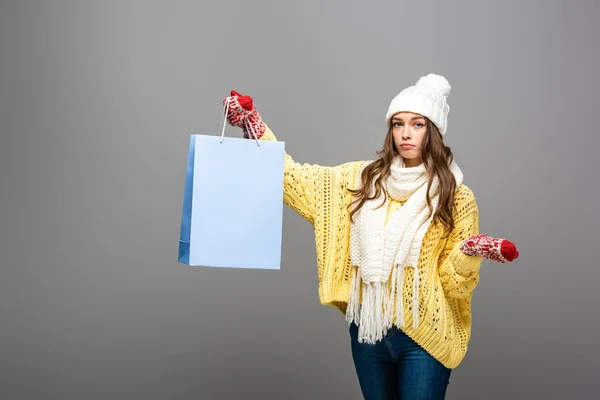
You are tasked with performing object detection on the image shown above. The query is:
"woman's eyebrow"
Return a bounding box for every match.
[392,116,425,122]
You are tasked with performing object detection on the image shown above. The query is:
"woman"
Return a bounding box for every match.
[222,74,519,399]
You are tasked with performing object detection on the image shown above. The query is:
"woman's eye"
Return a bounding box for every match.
[415,123,424,128]
[393,122,402,127]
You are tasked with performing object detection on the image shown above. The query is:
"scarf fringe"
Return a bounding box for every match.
[346,264,420,344]
[345,265,361,323]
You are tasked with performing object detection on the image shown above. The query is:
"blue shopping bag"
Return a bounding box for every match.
[178,114,285,269]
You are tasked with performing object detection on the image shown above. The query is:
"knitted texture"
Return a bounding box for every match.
[346,157,464,343]
[460,234,519,263]
[260,124,483,369]
[223,91,266,139]
[385,73,451,135]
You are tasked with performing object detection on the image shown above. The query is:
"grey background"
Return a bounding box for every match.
[1,0,598,399]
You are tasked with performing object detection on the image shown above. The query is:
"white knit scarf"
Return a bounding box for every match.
[346,157,463,344]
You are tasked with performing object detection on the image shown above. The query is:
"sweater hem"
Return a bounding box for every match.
[318,282,466,369]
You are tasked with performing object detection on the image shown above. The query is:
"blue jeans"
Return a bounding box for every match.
[349,322,452,399]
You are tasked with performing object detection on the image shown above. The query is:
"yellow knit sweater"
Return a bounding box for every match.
[261,125,483,369]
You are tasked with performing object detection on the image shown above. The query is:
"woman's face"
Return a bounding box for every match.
[391,112,427,167]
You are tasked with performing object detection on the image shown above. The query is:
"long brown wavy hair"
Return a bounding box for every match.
[348,118,457,234]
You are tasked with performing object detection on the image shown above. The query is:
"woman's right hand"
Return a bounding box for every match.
[223,90,266,139]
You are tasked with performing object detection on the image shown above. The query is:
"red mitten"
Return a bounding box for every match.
[460,234,519,263]
[222,90,266,139]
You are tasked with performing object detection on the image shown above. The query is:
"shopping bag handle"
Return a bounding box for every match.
[218,97,261,147]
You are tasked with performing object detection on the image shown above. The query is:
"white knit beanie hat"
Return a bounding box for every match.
[385,73,451,136]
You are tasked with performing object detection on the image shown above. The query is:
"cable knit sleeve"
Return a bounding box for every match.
[437,185,483,299]
[260,125,329,224]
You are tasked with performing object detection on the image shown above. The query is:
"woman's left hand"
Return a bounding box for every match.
[460,234,519,263]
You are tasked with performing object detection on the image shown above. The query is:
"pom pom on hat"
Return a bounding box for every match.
[416,74,451,97]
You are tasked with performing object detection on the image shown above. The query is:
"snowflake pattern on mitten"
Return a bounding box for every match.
[223,90,265,139]
[460,234,519,263]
